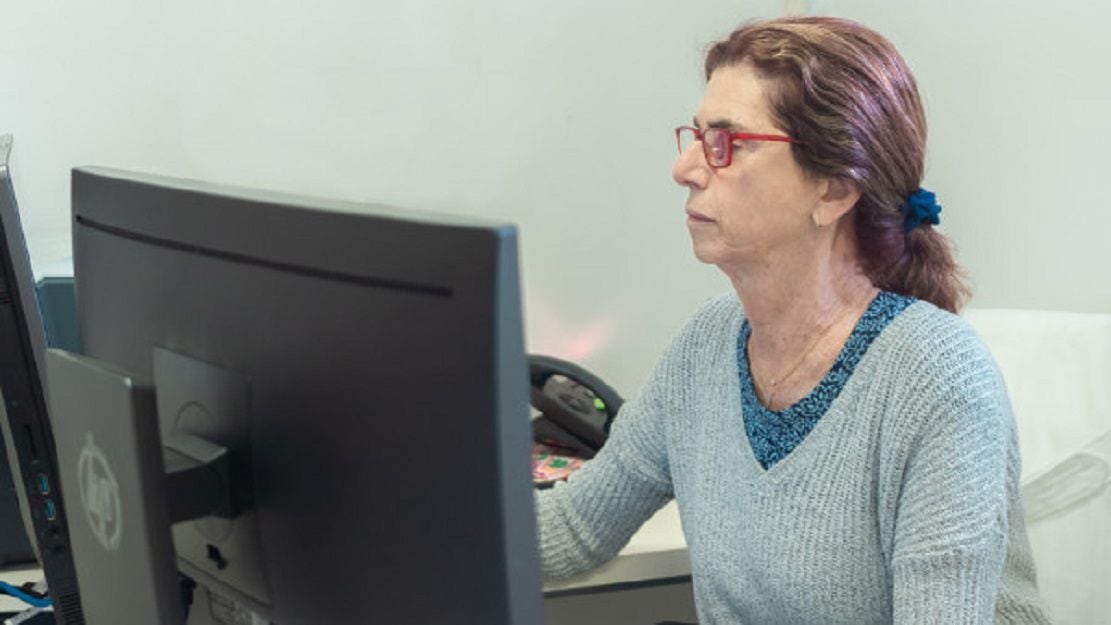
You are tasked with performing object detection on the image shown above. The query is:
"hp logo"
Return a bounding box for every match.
[77,433,123,551]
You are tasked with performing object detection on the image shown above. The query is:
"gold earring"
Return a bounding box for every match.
[812,213,822,228]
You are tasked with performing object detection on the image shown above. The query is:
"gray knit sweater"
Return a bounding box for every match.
[536,293,1050,624]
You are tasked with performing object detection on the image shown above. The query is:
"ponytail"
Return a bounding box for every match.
[874,226,971,314]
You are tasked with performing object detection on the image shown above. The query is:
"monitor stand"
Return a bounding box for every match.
[46,349,236,625]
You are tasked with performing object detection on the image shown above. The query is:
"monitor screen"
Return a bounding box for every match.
[56,167,542,624]
[0,135,86,623]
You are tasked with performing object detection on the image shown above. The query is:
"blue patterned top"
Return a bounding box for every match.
[738,291,916,469]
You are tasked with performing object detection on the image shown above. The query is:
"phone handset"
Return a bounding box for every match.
[528,354,624,460]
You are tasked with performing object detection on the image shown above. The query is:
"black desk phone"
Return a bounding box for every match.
[528,354,624,460]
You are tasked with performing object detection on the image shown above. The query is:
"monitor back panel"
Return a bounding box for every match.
[72,168,542,625]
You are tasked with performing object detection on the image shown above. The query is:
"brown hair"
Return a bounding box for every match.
[705,17,970,312]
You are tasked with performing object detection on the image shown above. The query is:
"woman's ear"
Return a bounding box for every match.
[812,177,861,227]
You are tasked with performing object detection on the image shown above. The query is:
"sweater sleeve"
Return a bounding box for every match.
[534,292,738,581]
[889,323,1015,624]
[534,356,675,579]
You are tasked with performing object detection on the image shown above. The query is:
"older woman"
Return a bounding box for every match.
[536,16,1050,624]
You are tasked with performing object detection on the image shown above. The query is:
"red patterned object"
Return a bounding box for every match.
[531,442,585,486]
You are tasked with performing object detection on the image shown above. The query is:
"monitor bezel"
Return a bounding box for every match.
[0,135,86,623]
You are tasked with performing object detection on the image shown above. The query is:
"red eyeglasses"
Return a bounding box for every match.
[675,125,802,168]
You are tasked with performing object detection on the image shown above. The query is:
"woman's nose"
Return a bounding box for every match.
[672,143,708,189]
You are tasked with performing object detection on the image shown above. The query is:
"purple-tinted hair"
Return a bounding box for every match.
[705,16,970,312]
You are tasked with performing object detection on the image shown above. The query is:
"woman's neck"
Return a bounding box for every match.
[726,235,877,369]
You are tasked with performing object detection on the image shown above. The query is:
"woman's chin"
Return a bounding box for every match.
[689,241,720,265]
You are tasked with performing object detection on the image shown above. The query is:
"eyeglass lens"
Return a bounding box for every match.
[677,127,730,167]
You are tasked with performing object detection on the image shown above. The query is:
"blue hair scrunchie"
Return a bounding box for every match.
[903,187,941,233]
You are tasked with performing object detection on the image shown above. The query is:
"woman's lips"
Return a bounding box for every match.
[686,209,714,223]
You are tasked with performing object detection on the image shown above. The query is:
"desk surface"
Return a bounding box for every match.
[542,500,689,593]
[1,503,690,608]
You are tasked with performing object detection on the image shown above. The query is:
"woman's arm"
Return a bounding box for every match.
[535,292,737,580]
[535,371,674,579]
[889,330,1022,623]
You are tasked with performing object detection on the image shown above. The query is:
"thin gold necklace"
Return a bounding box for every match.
[755,303,858,409]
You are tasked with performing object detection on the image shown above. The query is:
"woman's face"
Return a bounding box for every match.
[672,62,825,272]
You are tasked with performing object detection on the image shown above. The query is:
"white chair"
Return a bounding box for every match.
[963,309,1111,624]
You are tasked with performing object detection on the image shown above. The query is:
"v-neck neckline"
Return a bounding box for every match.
[738,293,881,417]
[732,292,916,476]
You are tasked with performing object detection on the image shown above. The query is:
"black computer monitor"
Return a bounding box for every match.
[47,167,543,624]
[0,135,86,623]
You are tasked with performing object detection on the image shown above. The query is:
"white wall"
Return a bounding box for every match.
[2,0,1107,397]
[820,0,1111,316]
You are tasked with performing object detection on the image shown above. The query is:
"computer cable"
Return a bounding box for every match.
[12,585,45,603]
[0,582,51,609]
[2,607,54,625]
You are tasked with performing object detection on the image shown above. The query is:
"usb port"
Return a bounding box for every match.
[37,473,50,495]
[44,499,57,521]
